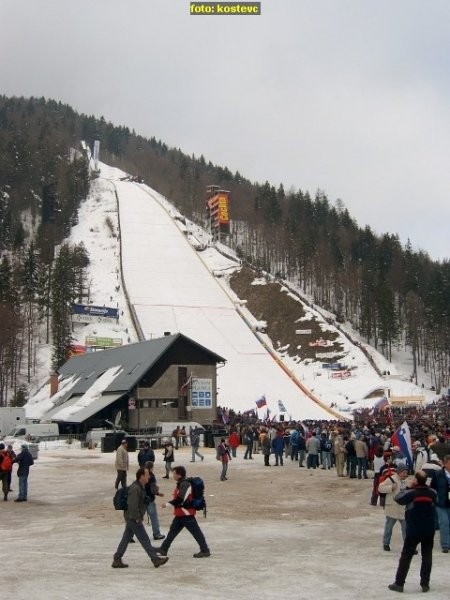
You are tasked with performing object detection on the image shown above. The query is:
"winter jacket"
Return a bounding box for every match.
[354,439,368,459]
[228,432,240,449]
[163,444,175,463]
[168,477,196,517]
[413,447,428,471]
[125,479,150,521]
[14,448,34,477]
[431,468,450,508]
[115,445,129,471]
[137,447,155,467]
[260,432,271,456]
[395,485,437,538]
[306,436,320,455]
[0,450,12,473]
[271,435,285,453]
[218,442,230,463]
[289,430,299,448]
[378,472,407,520]
[144,472,160,502]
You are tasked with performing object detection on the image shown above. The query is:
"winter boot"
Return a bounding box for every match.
[111,558,128,568]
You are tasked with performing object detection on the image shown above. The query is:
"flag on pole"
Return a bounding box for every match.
[391,421,413,469]
[255,395,267,409]
[373,396,389,411]
[278,400,287,413]
[180,374,192,393]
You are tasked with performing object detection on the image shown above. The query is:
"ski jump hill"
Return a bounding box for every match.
[108,169,342,421]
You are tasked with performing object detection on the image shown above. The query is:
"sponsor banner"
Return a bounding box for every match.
[85,336,123,348]
[309,338,332,347]
[331,371,351,380]
[72,303,119,319]
[72,314,118,324]
[191,378,212,409]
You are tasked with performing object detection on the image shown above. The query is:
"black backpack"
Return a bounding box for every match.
[113,486,128,511]
[185,476,207,517]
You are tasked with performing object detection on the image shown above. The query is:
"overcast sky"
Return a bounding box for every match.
[1,0,449,261]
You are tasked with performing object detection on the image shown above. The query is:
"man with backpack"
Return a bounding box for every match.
[112,467,169,569]
[0,442,13,501]
[157,465,210,558]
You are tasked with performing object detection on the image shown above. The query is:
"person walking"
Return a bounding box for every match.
[112,467,169,569]
[144,461,165,541]
[217,438,231,481]
[114,439,129,490]
[388,471,437,593]
[13,443,34,502]
[190,427,204,463]
[431,454,450,553]
[157,465,210,558]
[162,440,175,478]
[378,463,408,551]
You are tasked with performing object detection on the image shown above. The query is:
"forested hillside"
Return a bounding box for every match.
[0,95,448,405]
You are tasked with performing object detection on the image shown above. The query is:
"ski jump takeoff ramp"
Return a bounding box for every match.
[114,178,337,421]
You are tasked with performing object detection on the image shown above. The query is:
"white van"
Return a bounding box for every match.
[9,423,59,441]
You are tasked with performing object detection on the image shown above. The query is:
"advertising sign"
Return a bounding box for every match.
[217,193,229,224]
[191,378,213,409]
[85,336,123,348]
[72,303,119,323]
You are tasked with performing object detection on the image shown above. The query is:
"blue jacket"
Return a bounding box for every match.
[431,468,450,508]
[137,447,155,467]
[271,436,285,453]
[290,430,299,447]
[14,448,34,476]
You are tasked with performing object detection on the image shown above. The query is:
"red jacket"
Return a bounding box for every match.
[169,478,196,517]
[228,432,240,449]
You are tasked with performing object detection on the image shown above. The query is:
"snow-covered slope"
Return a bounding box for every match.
[28,160,437,420]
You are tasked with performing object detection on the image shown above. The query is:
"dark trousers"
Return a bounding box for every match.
[115,470,127,489]
[307,454,318,469]
[347,456,357,478]
[114,519,159,561]
[395,535,434,586]
[244,443,253,459]
[160,515,209,554]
